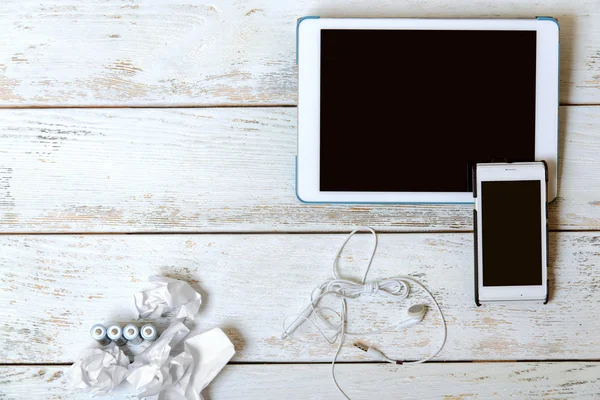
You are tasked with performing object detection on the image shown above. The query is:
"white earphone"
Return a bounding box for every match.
[401,303,428,327]
[282,227,447,400]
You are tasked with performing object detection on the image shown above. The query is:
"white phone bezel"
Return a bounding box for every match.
[475,162,548,302]
[297,18,559,203]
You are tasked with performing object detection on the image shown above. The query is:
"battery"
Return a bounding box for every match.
[123,324,143,345]
[140,324,158,341]
[106,324,127,346]
[90,324,111,346]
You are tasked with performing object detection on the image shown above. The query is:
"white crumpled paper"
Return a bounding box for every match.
[68,277,234,399]
[134,276,202,320]
[127,321,190,397]
[67,343,130,395]
[161,327,236,400]
[127,325,235,400]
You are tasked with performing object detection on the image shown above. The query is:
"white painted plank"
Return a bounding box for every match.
[1,233,599,363]
[0,0,598,106]
[2,363,600,399]
[1,107,599,232]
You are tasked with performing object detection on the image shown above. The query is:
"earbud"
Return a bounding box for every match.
[395,304,427,328]
[407,304,427,320]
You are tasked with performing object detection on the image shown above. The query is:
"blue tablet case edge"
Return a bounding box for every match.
[537,16,560,203]
[296,16,320,64]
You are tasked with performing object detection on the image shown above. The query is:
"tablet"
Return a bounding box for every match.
[296,17,559,203]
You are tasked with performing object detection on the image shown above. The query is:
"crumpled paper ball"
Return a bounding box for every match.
[126,321,190,398]
[134,276,202,320]
[130,326,235,400]
[67,342,130,395]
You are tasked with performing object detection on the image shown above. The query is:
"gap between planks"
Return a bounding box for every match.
[0,103,593,110]
[0,230,462,236]
[0,104,298,109]
[1,228,600,235]
[4,359,600,367]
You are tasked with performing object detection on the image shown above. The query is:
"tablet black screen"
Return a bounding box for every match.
[320,29,537,192]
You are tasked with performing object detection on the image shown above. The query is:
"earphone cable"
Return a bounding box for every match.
[282,227,447,399]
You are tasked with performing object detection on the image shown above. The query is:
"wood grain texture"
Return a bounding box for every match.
[3,363,600,400]
[1,232,599,363]
[0,0,598,106]
[1,106,600,232]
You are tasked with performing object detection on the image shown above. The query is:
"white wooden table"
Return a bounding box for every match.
[1,1,600,399]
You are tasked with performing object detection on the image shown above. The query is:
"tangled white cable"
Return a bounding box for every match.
[282,227,447,399]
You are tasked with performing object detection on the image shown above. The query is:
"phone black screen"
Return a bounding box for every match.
[481,180,543,286]
[320,29,537,192]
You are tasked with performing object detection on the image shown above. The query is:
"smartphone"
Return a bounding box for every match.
[473,162,548,305]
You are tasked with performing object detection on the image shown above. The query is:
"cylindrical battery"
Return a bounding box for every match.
[123,324,143,345]
[106,324,127,346]
[140,324,157,341]
[90,324,111,346]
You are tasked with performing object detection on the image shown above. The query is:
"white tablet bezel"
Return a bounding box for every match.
[475,162,548,302]
[297,18,559,203]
